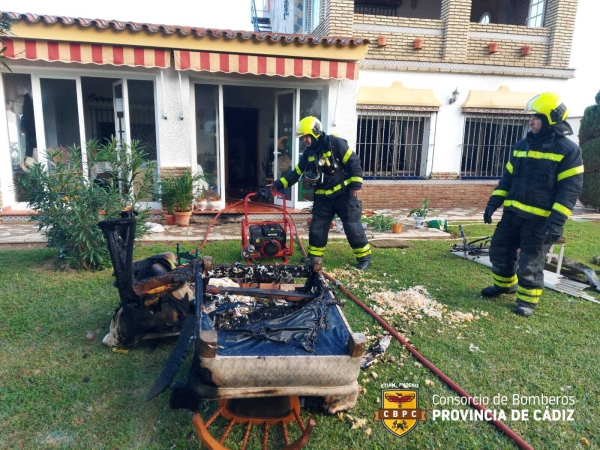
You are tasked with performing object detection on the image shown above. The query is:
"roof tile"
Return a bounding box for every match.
[1,11,368,46]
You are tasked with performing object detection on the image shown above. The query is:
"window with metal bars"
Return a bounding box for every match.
[356,110,435,179]
[460,113,529,178]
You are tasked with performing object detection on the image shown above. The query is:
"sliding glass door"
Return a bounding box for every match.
[0,71,159,209]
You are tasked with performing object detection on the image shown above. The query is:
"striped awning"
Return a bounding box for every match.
[174,50,358,80]
[3,38,171,68]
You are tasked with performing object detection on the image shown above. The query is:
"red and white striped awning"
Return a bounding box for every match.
[174,50,358,80]
[3,39,171,68]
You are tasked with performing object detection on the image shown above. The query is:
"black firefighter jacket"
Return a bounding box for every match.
[273,133,363,197]
[488,129,584,226]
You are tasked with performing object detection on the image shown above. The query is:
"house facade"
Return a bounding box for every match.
[0,11,368,218]
[260,0,579,208]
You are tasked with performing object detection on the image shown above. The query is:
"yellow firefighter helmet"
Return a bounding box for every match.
[296,116,323,139]
[525,92,569,125]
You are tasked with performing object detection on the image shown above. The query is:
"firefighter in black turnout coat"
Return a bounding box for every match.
[481,93,584,317]
[271,116,371,270]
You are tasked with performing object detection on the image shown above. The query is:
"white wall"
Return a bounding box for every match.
[358,69,570,174]
[158,68,193,167]
[563,0,600,118]
[325,78,359,148]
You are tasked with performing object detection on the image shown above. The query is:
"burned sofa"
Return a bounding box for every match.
[98,210,194,347]
[149,257,366,414]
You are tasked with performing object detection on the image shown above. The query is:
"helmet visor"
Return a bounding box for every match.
[524,95,540,115]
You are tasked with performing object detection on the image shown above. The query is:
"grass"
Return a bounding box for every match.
[1,220,599,449]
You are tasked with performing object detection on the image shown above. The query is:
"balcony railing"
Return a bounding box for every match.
[251,0,272,32]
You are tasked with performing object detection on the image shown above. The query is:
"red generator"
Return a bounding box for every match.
[241,192,294,264]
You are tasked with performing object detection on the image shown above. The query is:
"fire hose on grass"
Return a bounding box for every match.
[196,195,533,450]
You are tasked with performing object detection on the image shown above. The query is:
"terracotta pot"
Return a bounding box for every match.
[377,35,387,47]
[164,214,176,226]
[174,211,192,227]
[413,38,423,50]
[392,223,403,234]
[488,42,499,53]
[522,45,532,56]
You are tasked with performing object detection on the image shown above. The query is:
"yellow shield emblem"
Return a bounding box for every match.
[374,389,426,438]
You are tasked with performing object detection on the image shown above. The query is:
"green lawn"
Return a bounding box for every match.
[1,220,599,449]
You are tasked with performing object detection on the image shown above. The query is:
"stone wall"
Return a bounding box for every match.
[354,15,445,61]
[362,181,497,209]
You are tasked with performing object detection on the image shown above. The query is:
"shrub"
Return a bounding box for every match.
[16,139,156,269]
[579,91,600,208]
[365,214,394,232]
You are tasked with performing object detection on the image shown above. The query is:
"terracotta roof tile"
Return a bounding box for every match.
[1,11,368,46]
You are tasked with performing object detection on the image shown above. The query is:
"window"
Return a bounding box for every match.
[527,0,545,27]
[40,78,82,165]
[460,113,529,178]
[298,89,322,202]
[3,73,36,202]
[356,109,436,178]
[311,0,321,30]
[195,84,221,198]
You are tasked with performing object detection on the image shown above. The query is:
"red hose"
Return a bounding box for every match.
[321,271,533,450]
[198,199,245,250]
[196,197,532,448]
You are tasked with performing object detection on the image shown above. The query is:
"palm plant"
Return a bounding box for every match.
[408,198,437,220]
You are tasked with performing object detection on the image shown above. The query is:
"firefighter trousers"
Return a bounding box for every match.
[489,210,556,305]
[307,190,371,262]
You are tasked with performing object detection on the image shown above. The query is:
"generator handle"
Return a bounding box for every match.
[243,191,287,222]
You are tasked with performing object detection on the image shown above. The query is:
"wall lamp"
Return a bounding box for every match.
[449,88,459,105]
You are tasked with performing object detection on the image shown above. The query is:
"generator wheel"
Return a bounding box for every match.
[192,396,315,450]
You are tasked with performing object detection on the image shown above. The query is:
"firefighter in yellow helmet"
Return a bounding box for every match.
[271,116,371,269]
[481,93,584,316]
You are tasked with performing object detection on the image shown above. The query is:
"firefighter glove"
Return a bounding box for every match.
[535,222,563,243]
[483,205,496,224]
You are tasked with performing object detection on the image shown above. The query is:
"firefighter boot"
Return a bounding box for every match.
[481,285,517,297]
[356,257,371,271]
[514,300,536,317]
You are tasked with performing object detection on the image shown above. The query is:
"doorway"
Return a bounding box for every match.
[224,107,259,199]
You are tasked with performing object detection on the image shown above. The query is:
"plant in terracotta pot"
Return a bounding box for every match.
[159,177,177,226]
[392,215,407,234]
[171,171,202,227]
[408,198,437,229]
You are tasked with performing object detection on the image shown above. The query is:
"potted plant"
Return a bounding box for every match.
[392,215,406,234]
[159,177,177,226]
[171,171,201,227]
[207,195,222,211]
[194,191,207,211]
[408,198,437,229]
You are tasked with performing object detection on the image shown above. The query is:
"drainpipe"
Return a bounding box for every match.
[332,79,341,127]
[178,71,185,120]
[160,71,167,120]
